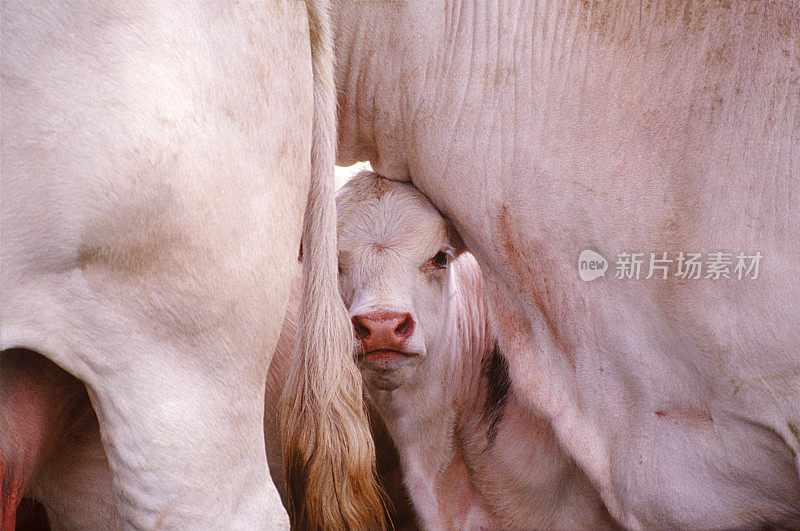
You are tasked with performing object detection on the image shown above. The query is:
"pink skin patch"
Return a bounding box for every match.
[1,351,89,531]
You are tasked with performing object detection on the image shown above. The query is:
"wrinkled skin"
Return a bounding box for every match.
[333,1,800,527]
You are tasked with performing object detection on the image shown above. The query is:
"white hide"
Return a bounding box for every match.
[333,2,800,527]
[1,2,315,527]
[21,267,302,530]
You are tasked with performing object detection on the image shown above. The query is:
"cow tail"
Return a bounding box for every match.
[278,1,386,529]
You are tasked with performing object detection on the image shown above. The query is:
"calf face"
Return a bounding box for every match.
[337,172,464,390]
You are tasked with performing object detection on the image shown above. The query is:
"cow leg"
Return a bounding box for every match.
[2,261,295,528]
[28,408,118,530]
[79,340,287,529]
[1,342,288,530]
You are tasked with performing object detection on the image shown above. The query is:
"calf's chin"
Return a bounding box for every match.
[359,360,420,391]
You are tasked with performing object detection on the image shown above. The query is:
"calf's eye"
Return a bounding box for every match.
[432,250,448,269]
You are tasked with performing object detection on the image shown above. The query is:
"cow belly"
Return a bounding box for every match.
[484,269,800,528]
[611,408,800,528]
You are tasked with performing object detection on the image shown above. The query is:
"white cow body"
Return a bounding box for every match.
[17,269,301,530]
[337,172,615,529]
[2,2,380,528]
[17,264,401,530]
[333,2,800,527]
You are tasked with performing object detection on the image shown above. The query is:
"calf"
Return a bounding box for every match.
[337,171,617,529]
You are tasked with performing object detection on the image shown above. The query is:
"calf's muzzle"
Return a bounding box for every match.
[352,310,415,353]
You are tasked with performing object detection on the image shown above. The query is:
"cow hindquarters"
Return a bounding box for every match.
[2,0,316,525]
[1,230,300,528]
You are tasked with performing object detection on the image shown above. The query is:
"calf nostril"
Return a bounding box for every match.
[394,313,414,340]
[352,316,371,339]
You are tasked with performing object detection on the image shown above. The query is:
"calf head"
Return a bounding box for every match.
[336,172,464,391]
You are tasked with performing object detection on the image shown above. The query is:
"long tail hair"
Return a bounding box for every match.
[278,1,386,528]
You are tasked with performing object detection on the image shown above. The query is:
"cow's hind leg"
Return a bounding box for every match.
[2,263,293,528]
[79,337,288,529]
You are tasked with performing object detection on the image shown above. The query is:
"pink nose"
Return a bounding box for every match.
[352,310,415,352]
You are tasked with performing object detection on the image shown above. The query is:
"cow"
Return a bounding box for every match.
[336,170,616,529]
[1,1,382,528]
[332,1,800,527]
